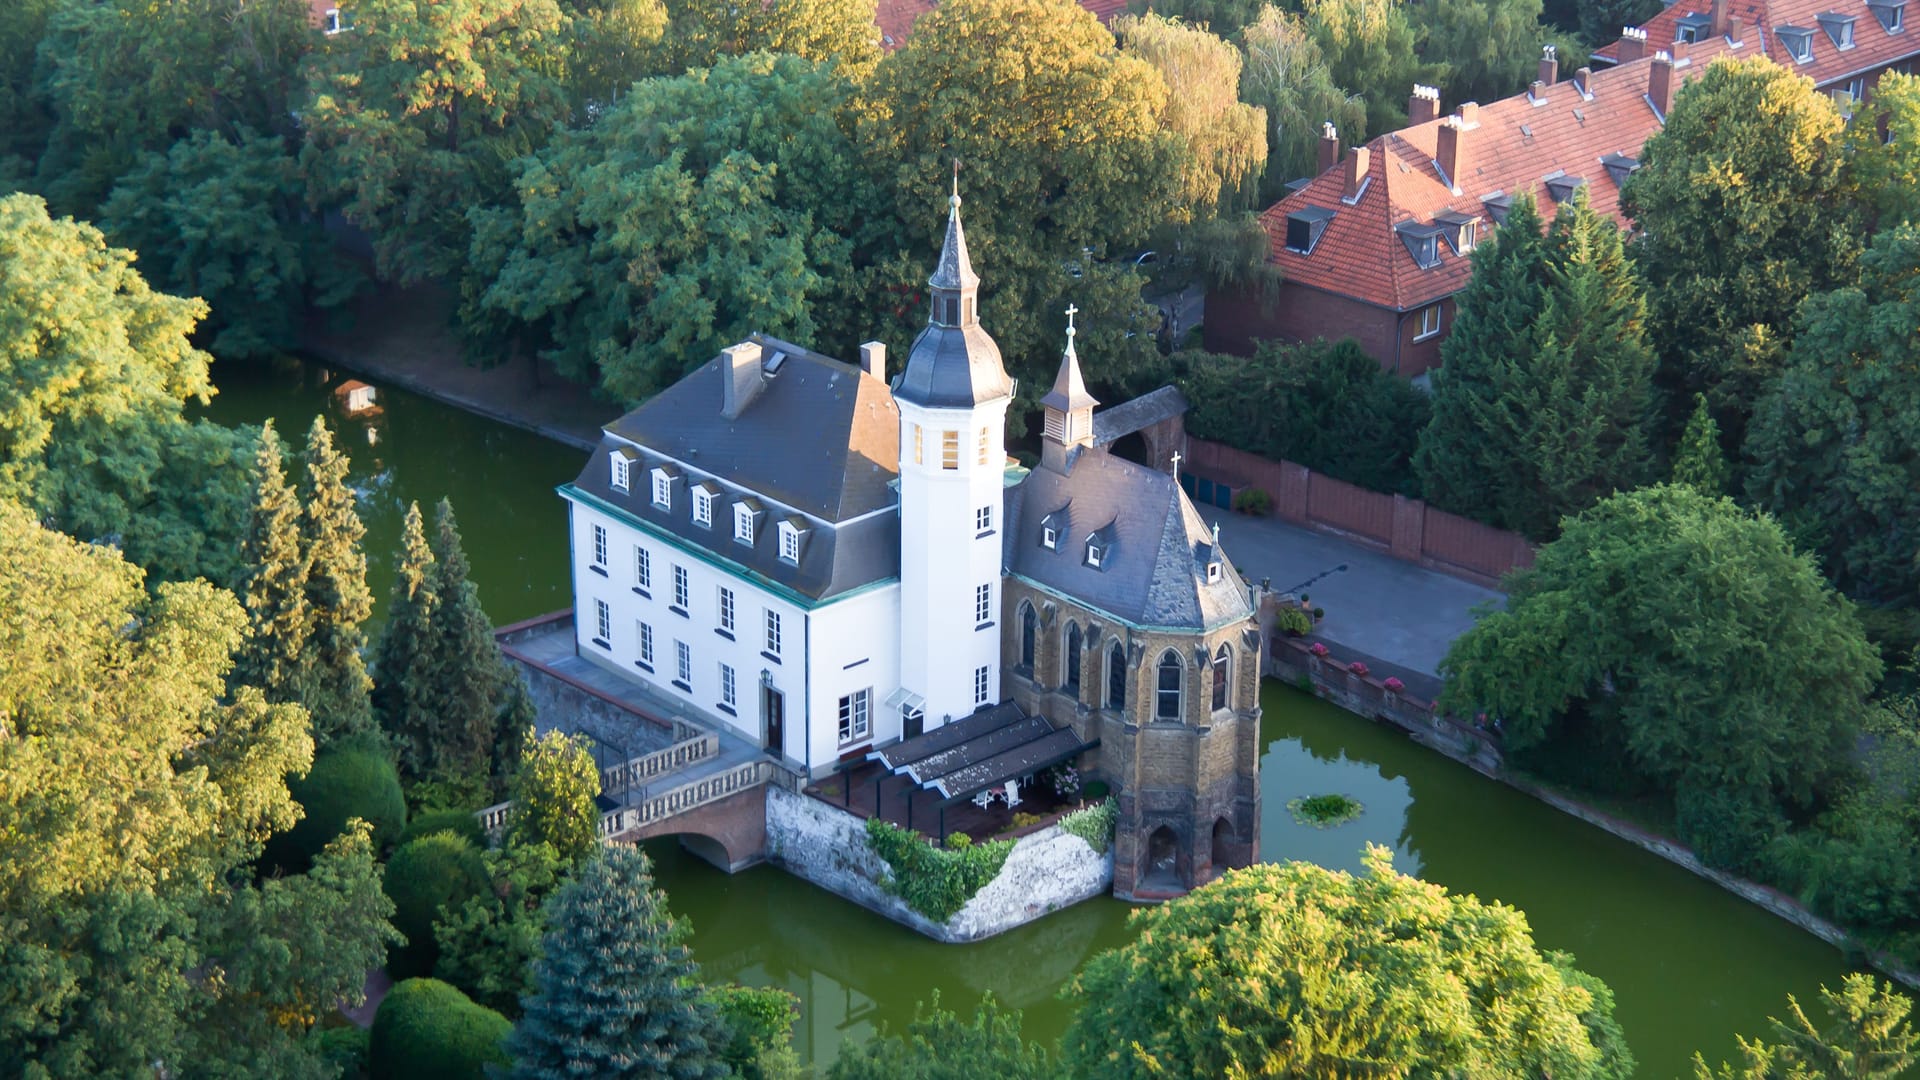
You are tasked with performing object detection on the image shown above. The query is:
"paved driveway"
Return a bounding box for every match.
[1203,511,1504,680]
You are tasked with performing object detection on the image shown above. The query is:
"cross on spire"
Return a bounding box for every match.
[1171,450,1183,480]
[1064,303,1079,340]
[951,158,961,208]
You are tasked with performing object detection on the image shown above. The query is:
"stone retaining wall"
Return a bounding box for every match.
[764,786,1113,943]
[509,654,678,759]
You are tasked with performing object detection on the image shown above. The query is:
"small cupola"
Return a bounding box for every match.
[1040,305,1099,452]
[893,171,1015,410]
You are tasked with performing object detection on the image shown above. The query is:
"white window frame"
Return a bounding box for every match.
[913,424,923,466]
[635,546,651,590]
[676,640,692,685]
[975,583,992,624]
[1042,525,1058,549]
[651,468,673,509]
[1415,303,1443,341]
[594,599,611,643]
[976,427,989,466]
[323,8,343,33]
[592,524,608,568]
[693,487,714,528]
[611,454,631,492]
[673,565,689,609]
[638,621,654,666]
[765,609,782,656]
[976,506,992,532]
[778,521,801,564]
[718,586,735,632]
[838,688,871,745]
[1086,539,1103,568]
[973,666,989,706]
[941,430,959,470]
[733,503,755,545]
[720,663,737,708]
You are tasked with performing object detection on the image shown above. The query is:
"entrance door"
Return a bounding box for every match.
[763,687,785,756]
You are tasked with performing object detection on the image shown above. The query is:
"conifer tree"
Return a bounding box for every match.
[1672,394,1728,497]
[505,846,730,1079]
[418,498,509,780]
[233,421,310,700]
[1414,191,1655,538]
[375,501,437,776]
[1414,194,1548,522]
[296,416,375,745]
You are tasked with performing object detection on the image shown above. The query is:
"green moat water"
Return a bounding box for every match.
[203,358,1864,1076]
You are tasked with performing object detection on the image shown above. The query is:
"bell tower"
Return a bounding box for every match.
[894,178,1015,730]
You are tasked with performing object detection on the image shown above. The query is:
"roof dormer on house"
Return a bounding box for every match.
[1284,207,1336,254]
[1778,24,1817,60]
[1395,222,1448,269]
[1544,172,1588,202]
[1816,10,1857,46]
[1600,152,1641,186]
[1676,10,1716,41]
[1868,0,1906,33]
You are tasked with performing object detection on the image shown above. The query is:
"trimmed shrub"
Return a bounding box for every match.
[1274,608,1312,636]
[864,819,1013,922]
[368,978,509,1080]
[1231,488,1272,516]
[1060,799,1118,854]
[266,747,407,872]
[311,1023,370,1079]
[384,832,490,979]
[397,809,486,850]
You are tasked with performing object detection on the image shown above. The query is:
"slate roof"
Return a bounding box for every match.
[894,195,1016,410]
[1005,446,1252,632]
[572,336,902,603]
[1593,0,1919,87]
[1257,50,1742,313]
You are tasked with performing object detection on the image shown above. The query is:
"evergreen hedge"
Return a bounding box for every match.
[368,978,510,1080]
[265,746,406,872]
[383,832,490,979]
[864,819,1013,922]
[397,809,487,850]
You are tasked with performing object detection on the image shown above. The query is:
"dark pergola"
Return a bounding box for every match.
[864,703,1093,843]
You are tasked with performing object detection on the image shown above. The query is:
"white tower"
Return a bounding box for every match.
[894,182,1015,731]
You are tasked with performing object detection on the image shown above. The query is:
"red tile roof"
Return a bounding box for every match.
[1256,47,1746,312]
[1593,0,1920,89]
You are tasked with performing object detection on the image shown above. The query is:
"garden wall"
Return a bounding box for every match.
[763,786,1113,944]
[1182,437,1536,587]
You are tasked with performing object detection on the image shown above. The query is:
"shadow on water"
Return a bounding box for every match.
[203,359,1866,1076]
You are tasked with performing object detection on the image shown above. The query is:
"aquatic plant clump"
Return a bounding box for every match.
[1288,793,1364,829]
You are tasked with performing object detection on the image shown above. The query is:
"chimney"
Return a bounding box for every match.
[1342,145,1370,200]
[1617,25,1648,63]
[1648,51,1675,117]
[1436,117,1471,192]
[1409,84,1441,124]
[1710,0,1728,36]
[1725,13,1743,41]
[1539,44,1560,85]
[1573,66,1593,96]
[1456,101,1481,127]
[720,341,765,419]
[858,341,886,379]
[1317,122,1340,175]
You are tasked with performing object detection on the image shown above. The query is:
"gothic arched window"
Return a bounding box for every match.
[1107,641,1127,710]
[1212,645,1231,711]
[1156,651,1183,721]
[1065,622,1083,700]
[1019,602,1036,670]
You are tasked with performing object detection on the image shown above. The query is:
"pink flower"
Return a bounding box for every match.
[1383,677,1404,693]
[1309,642,1329,657]
[1348,662,1370,677]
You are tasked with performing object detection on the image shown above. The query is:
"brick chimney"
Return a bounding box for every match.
[1573,66,1593,97]
[859,341,885,379]
[1409,84,1441,125]
[1342,145,1371,201]
[1617,26,1648,63]
[1648,51,1676,117]
[1456,101,1481,127]
[720,341,765,419]
[1436,117,1471,191]
[1318,122,1340,175]
[1725,13,1743,40]
[1539,44,1560,85]
[1710,0,1728,36]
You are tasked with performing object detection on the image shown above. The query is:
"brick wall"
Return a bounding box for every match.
[1184,437,1535,587]
[1204,284,1452,376]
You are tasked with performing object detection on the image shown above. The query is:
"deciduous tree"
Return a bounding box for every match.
[1061,847,1633,1078]
[1301,0,1432,135]
[297,416,377,744]
[656,0,880,75]
[1852,71,1920,228]
[510,729,602,864]
[1622,56,1861,445]
[1417,0,1547,108]
[505,846,730,1078]
[1439,485,1882,869]
[434,839,569,1015]
[828,994,1052,1080]
[1744,225,1920,605]
[1116,14,1268,219]
[1237,5,1367,196]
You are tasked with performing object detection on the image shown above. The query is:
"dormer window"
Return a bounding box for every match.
[1675,11,1712,42]
[692,483,718,528]
[1394,222,1446,269]
[1600,152,1640,187]
[1043,525,1058,549]
[650,467,674,510]
[1206,561,1223,584]
[1481,191,1514,225]
[733,500,760,546]
[1778,26,1815,61]
[1085,539,1104,568]
[777,519,805,564]
[1544,172,1587,203]
[1284,207,1337,255]
[1434,210,1479,255]
[610,448,635,492]
[323,8,345,32]
[1869,0,1905,33]
[1817,11,1856,47]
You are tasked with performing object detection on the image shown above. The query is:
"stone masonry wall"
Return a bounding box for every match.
[763,786,1113,944]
